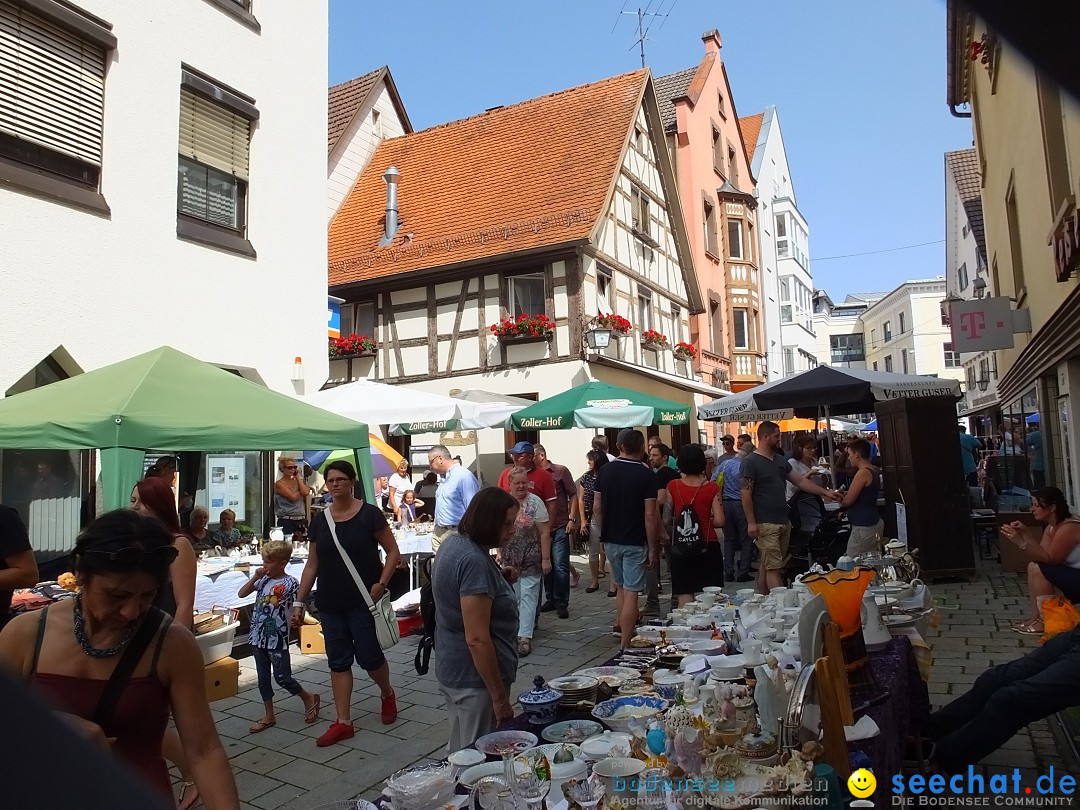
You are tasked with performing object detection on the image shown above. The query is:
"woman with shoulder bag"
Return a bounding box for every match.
[292,460,401,747]
[666,444,724,607]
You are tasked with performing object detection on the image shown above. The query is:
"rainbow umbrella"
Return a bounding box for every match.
[303,435,403,479]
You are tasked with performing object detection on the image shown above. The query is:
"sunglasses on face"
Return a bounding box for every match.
[79,545,180,565]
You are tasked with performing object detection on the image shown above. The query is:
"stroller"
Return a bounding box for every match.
[786,493,850,578]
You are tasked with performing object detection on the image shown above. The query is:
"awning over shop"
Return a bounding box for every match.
[996,283,1080,406]
[510,380,690,431]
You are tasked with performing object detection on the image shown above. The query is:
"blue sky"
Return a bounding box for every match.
[329,0,973,300]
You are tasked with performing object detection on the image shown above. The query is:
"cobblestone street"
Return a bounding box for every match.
[192,550,1079,809]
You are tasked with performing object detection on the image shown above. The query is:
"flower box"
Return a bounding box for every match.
[490,313,555,340]
[498,331,553,345]
[641,329,669,352]
[330,334,377,359]
[673,342,698,361]
[594,314,632,337]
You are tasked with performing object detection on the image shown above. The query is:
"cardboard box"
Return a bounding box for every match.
[300,623,325,655]
[204,656,239,702]
[997,512,1038,574]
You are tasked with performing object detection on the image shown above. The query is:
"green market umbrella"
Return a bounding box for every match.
[0,346,374,509]
[510,380,690,430]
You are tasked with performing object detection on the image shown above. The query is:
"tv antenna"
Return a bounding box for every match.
[612,0,679,68]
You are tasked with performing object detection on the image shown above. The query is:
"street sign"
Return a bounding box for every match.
[949,296,1015,352]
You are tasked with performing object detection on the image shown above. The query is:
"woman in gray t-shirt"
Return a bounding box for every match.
[431,487,521,752]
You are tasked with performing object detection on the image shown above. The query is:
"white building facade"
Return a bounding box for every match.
[860,280,965,386]
[0,0,328,539]
[0,0,329,395]
[749,107,818,380]
[943,149,997,425]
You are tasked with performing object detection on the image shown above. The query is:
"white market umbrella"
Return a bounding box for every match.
[452,389,535,429]
[307,380,481,433]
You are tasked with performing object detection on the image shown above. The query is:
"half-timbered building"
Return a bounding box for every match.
[327,69,726,481]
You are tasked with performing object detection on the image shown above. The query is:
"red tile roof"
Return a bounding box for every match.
[739,112,764,165]
[329,70,649,286]
[328,68,383,152]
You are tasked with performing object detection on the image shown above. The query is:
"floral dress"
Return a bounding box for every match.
[502,494,549,576]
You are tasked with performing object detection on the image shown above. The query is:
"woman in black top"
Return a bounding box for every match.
[292,461,401,747]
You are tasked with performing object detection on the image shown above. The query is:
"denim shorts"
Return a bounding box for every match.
[319,605,387,673]
[603,542,648,592]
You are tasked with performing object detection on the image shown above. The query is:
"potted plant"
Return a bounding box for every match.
[595,313,632,337]
[641,329,669,351]
[673,342,698,361]
[329,334,377,358]
[490,313,555,343]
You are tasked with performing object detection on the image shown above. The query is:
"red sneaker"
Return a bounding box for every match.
[381,690,398,724]
[316,721,354,747]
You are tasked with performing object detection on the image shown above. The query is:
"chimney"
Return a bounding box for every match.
[379,166,400,246]
[702,29,722,54]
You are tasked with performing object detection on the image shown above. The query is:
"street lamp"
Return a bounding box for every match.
[976,374,990,392]
[584,326,612,349]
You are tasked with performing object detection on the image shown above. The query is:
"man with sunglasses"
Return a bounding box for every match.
[427,445,480,551]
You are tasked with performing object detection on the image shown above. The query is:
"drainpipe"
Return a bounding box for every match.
[379,166,400,246]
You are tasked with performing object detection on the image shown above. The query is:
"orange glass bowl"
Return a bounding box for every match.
[800,567,876,637]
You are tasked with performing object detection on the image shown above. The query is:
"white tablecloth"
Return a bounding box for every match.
[194,559,311,611]
[397,531,433,556]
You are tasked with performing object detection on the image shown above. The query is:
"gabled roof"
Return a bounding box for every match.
[739,112,764,164]
[327,66,412,153]
[328,70,650,286]
[945,148,986,261]
[653,66,697,133]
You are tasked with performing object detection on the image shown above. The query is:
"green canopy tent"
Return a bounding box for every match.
[510,380,690,431]
[0,346,374,511]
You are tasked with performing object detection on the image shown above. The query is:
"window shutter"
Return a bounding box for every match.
[178,87,249,180]
[0,1,106,165]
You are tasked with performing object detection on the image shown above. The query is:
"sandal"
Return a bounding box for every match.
[1012,620,1044,635]
[249,719,277,734]
[304,694,321,724]
[517,637,532,656]
[178,780,201,810]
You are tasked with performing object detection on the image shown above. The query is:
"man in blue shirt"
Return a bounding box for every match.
[427,444,480,551]
[717,449,753,582]
[958,425,983,487]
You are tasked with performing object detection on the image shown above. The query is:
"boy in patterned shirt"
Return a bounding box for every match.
[238,540,320,733]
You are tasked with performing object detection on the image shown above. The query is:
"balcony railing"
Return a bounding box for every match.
[731,350,766,380]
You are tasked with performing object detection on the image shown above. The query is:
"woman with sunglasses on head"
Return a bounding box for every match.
[291,460,401,747]
[275,456,310,538]
[0,510,240,809]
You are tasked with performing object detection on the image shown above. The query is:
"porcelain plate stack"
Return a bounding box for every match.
[546,675,600,708]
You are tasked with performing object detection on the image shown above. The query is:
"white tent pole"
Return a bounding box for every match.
[825,404,836,487]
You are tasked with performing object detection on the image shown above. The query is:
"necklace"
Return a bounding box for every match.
[73,592,137,658]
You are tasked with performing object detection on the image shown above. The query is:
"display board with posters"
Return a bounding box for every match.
[207,454,245,524]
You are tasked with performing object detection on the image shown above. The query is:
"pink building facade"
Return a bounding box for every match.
[657,30,766,428]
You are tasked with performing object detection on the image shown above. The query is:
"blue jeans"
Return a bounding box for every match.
[722,500,752,578]
[253,646,304,702]
[925,625,1080,768]
[543,526,571,607]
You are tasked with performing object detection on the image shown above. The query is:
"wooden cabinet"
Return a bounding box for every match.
[876,396,976,580]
